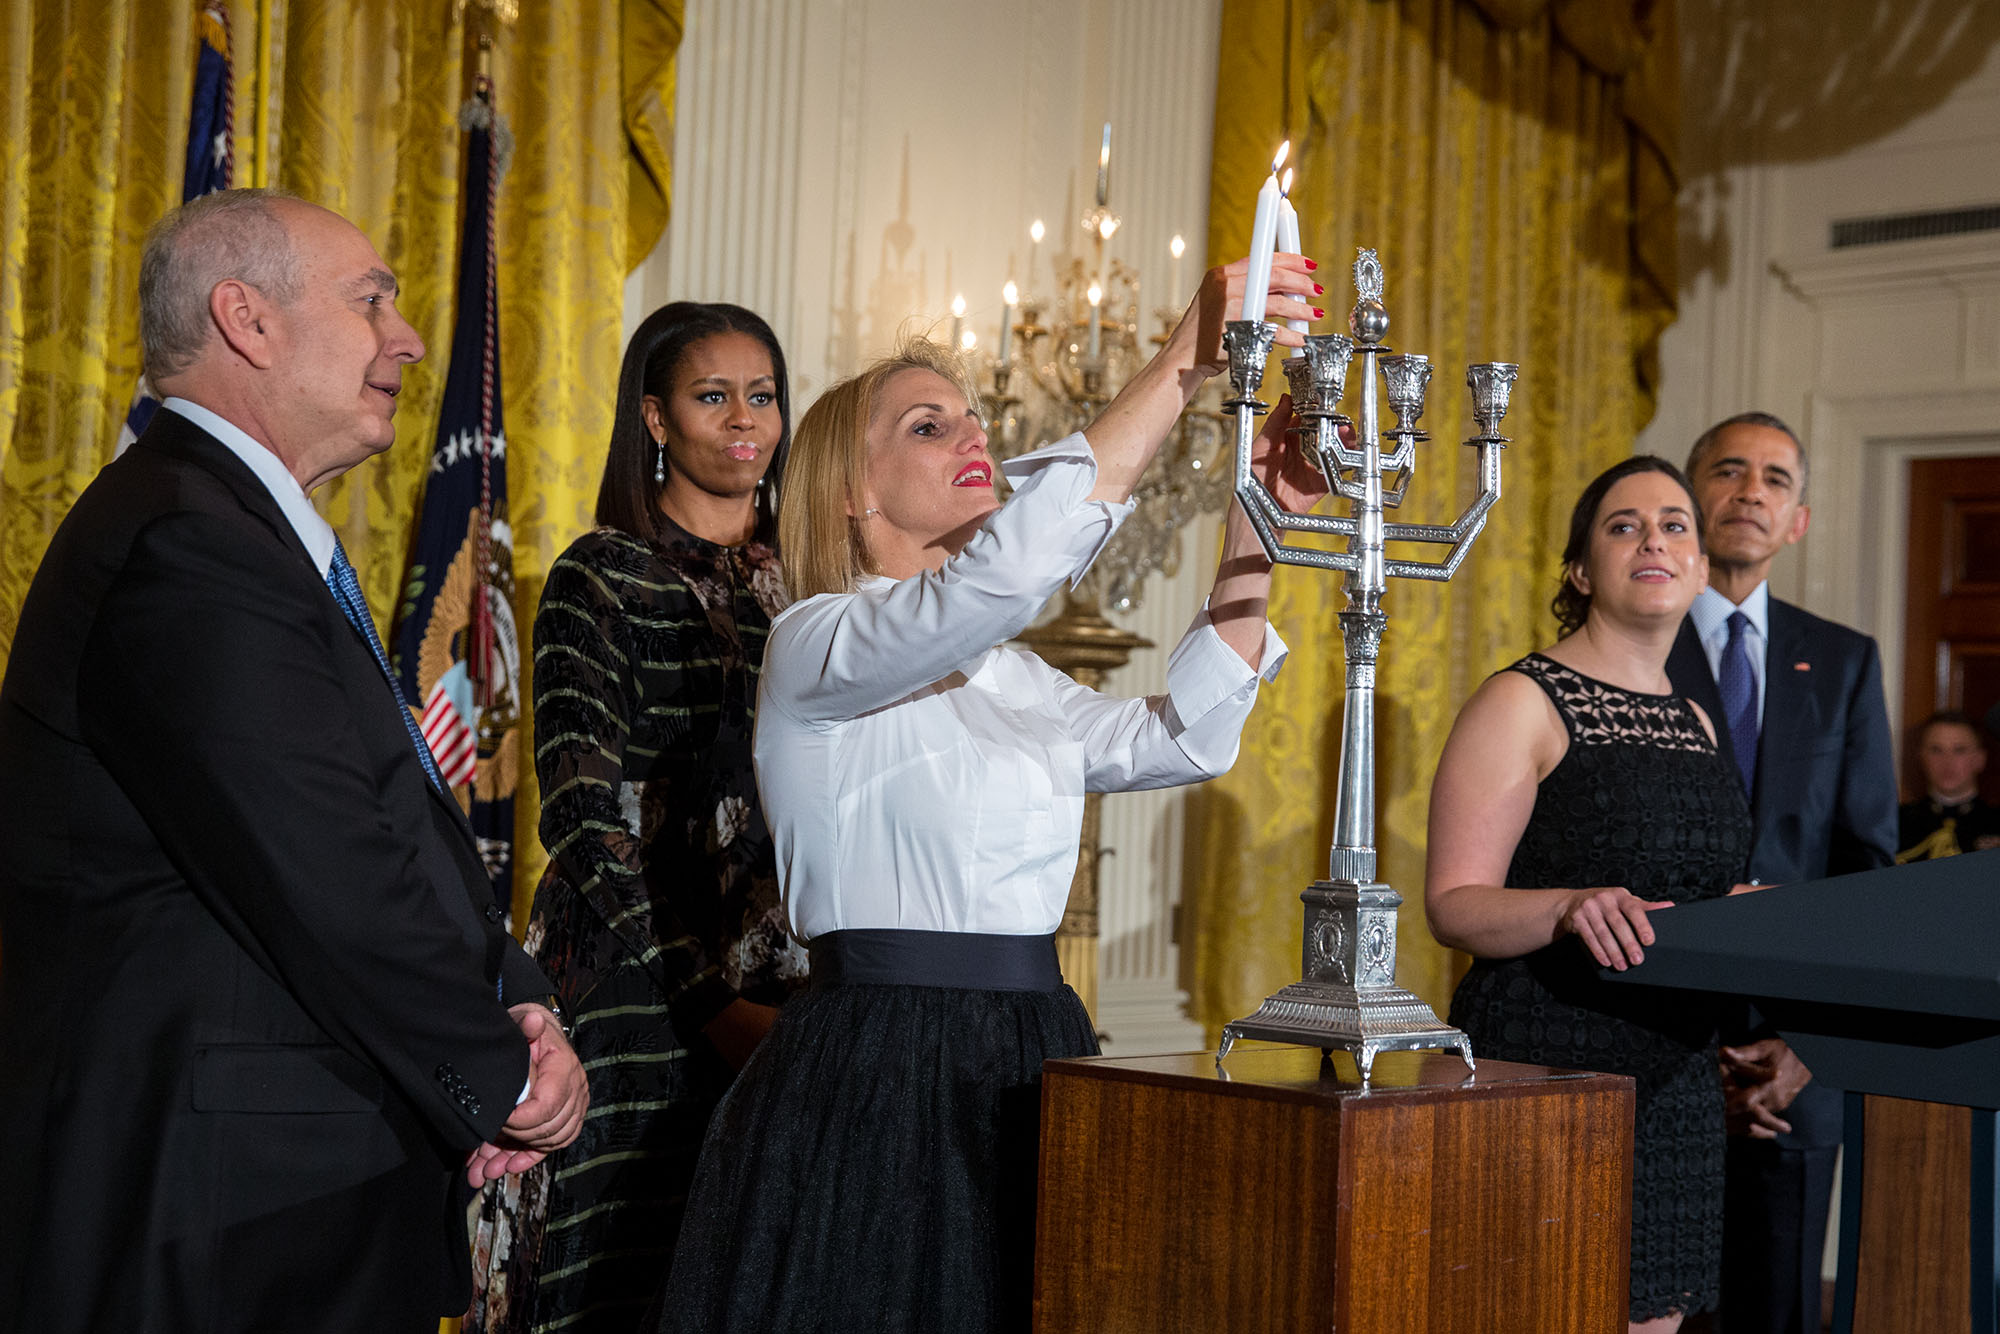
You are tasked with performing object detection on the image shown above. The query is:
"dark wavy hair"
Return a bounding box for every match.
[595,302,792,544]
[1551,455,1705,637]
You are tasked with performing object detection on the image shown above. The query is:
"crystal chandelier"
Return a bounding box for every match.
[978,161,1232,614]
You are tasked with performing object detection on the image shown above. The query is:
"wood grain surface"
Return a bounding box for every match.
[1033,1046,1635,1334]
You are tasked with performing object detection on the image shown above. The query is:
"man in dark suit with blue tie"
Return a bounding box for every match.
[0,189,586,1331]
[1667,412,1898,1334]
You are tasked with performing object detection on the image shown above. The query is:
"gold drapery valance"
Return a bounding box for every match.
[0,1,685,924]
[1189,0,1679,1033]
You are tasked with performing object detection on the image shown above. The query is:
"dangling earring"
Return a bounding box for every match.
[653,436,666,485]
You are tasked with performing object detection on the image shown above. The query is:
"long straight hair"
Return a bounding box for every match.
[595,302,792,545]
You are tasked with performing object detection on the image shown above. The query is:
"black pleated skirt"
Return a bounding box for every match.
[654,931,1097,1334]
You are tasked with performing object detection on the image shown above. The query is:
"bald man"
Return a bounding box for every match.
[0,189,584,1332]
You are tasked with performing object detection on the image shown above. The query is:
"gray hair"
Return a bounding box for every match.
[1685,411,1810,501]
[139,187,304,382]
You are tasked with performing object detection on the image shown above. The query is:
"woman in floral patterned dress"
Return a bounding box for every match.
[466,302,804,1333]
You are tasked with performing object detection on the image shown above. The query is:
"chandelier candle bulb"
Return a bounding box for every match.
[1029,219,1045,293]
[1086,282,1103,359]
[1240,141,1288,323]
[950,294,966,352]
[998,281,1018,365]
[1096,122,1111,207]
[1170,234,1186,311]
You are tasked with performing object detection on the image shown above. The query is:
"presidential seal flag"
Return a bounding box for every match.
[117,4,233,455]
[390,75,520,915]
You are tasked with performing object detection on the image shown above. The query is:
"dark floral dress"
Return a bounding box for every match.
[466,519,806,1334]
[1448,654,1751,1324]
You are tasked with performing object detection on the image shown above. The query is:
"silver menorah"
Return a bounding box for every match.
[1216,248,1518,1078]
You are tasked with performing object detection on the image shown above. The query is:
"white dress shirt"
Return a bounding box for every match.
[160,398,336,575]
[1690,582,1769,728]
[756,433,1287,941]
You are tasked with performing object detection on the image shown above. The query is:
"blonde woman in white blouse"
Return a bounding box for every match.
[658,254,1325,1334]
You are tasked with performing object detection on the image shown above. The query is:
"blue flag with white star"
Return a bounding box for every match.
[118,6,232,453]
[389,83,520,917]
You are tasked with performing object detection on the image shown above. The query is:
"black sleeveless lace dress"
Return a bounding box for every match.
[1447,654,1751,1322]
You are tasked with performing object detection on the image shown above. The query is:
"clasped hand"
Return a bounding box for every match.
[1721,1037,1812,1139]
[464,1001,590,1187]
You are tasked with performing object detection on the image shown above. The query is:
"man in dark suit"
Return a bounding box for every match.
[1666,411,1897,1334]
[0,189,586,1331]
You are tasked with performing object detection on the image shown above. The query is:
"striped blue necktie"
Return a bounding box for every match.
[325,540,448,796]
[1718,610,1759,800]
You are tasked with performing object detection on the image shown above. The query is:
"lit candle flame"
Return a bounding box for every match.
[951,293,966,318]
[1170,234,1186,259]
[1271,140,1290,174]
[1030,219,1045,244]
[960,329,977,351]
[1280,167,1293,197]
[1098,217,1116,241]
[1003,280,1019,305]
[1087,283,1102,307]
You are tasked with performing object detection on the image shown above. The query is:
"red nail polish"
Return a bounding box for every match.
[1304,259,1318,271]
[1313,283,1324,295]
[1314,308,1325,319]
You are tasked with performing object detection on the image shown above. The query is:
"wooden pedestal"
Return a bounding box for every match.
[1033,1046,1635,1334]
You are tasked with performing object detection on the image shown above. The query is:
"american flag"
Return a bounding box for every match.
[389,78,519,916]
[117,6,233,456]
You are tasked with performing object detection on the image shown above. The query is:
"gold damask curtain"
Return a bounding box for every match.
[0,0,684,921]
[1189,0,1679,1032]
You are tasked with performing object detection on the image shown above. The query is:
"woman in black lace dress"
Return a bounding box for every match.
[1425,456,1752,1333]
[466,303,807,1333]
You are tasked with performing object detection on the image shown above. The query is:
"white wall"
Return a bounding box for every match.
[630,0,1228,1053]
[1635,2,2000,687]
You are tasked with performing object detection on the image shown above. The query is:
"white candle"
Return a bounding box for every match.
[999,280,1017,365]
[950,293,966,350]
[1028,219,1045,292]
[1240,141,1288,323]
[1087,282,1103,359]
[1277,169,1308,334]
[1169,234,1186,311]
[1096,122,1111,207]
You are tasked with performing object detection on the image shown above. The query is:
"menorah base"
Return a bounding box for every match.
[1218,980,1476,1080]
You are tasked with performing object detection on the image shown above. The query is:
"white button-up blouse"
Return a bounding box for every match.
[754,433,1288,941]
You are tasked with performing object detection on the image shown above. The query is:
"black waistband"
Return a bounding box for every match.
[806,929,1063,993]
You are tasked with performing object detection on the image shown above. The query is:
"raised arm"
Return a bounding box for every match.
[1085,253,1318,504]
[1423,669,1672,969]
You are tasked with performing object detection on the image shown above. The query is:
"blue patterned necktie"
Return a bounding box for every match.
[1718,609,1759,799]
[325,540,448,796]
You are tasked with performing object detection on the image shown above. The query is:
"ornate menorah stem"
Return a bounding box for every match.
[1218,248,1519,1079]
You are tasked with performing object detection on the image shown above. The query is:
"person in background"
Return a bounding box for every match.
[468,303,805,1333]
[659,251,1324,1334]
[1428,455,1750,1333]
[1665,411,1896,1334]
[1897,710,1999,861]
[0,188,583,1333]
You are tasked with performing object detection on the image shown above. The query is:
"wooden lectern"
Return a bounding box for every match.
[1033,1047,1635,1334]
[1598,848,2000,1334]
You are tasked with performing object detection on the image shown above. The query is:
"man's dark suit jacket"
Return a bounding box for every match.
[1666,597,1899,1147]
[0,410,551,1332]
